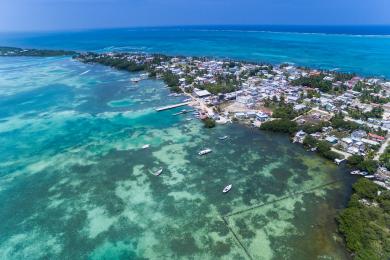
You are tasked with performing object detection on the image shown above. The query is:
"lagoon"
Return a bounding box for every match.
[0,55,356,259]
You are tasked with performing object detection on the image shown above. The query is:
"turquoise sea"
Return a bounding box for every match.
[1,26,390,78]
[0,26,384,259]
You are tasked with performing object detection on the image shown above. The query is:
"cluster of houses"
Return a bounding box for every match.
[295,128,384,156]
[79,52,390,189]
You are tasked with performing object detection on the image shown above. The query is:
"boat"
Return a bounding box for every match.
[154,168,163,176]
[140,73,149,79]
[130,77,141,83]
[350,170,368,176]
[198,148,212,156]
[173,109,188,116]
[218,135,229,140]
[364,175,375,179]
[223,184,232,193]
[142,144,150,149]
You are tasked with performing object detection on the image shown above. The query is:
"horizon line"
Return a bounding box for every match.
[1,23,390,34]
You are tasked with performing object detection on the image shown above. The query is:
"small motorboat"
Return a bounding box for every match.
[218,135,229,140]
[198,148,212,156]
[154,168,163,176]
[130,77,141,83]
[223,184,232,193]
[142,144,150,149]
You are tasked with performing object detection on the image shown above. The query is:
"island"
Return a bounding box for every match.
[0,46,77,57]
[76,51,390,259]
[76,51,390,188]
[2,47,389,259]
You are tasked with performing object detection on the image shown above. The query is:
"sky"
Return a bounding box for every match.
[0,0,389,31]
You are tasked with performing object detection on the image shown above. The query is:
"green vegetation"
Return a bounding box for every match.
[198,82,236,95]
[348,155,379,174]
[306,89,321,99]
[348,107,384,120]
[272,104,298,120]
[316,140,340,160]
[330,114,360,131]
[79,53,147,72]
[291,74,333,93]
[302,136,340,160]
[353,81,365,92]
[337,178,390,260]
[333,72,355,81]
[0,46,76,57]
[302,135,318,149]
[301,121,330,134]
[203,118,216,128]
[260,119,297,134]
[379,145,390,170]
[353,81,390,104]
[162,72,182,93]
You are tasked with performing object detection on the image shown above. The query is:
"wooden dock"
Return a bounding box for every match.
[155,102,190,112]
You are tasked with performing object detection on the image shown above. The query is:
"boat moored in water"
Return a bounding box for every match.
[130,77,141,83]
[218,135,229,140]
[223,184,232,193]
[198,148,212,156]
[142,144,150,149]
[154,168,163,176]
[350,170,368,176]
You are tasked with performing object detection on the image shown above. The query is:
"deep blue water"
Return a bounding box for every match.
[1,25,390,78]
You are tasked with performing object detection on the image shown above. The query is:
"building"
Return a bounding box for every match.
[293,104,307,112]
[256,112,269,122]
[194,89,211,98]
[368,133,385,142]
[325,136,338,144]
[236,95,254,105]
[351,130,367,141]
[294,130,307,143]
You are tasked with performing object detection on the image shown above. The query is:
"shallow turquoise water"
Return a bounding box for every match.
[0,56,356,259]
[1,27,390,78]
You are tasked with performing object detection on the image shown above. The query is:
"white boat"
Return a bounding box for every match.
[140,73,149,79]
[142,144,150,149]
[130,77,141,83]
[154,168,163,176]
[198,148,212,156]
[223,184,232,193]
[350,170,368,176]
[218,135,229,140]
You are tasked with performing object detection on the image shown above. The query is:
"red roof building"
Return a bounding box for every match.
[368,133,385,141]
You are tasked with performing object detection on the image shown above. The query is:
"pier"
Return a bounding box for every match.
[155,102,190,112]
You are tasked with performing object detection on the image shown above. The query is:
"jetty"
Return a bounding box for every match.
[155,102,190,112]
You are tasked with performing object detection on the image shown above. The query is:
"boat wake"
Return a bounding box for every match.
[79,70,90,76]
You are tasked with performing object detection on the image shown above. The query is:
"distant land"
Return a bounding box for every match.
[1,26,390,78]
[0,46,76,57]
